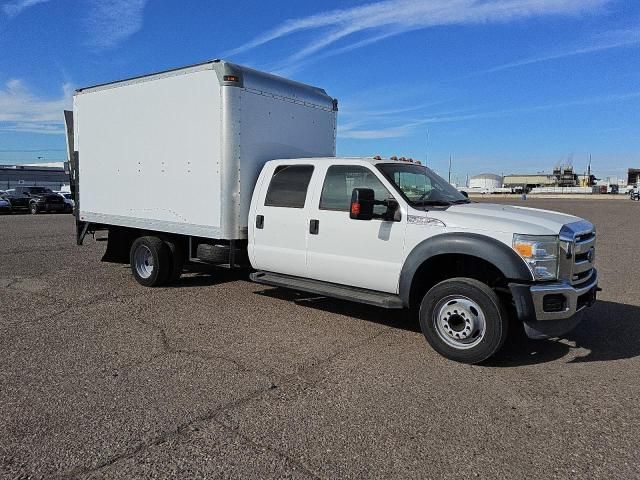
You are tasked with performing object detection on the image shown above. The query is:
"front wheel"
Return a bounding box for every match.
[30,202,39,214]
[419,278,508,364]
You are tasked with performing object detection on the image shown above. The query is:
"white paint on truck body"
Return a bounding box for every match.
[249,157,584,294]
[74,60,336,240]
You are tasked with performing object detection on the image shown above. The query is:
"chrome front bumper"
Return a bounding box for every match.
[529,270,599,321]
[509,271,598,339]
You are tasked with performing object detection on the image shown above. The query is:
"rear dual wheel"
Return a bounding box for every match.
[130,236,184,287]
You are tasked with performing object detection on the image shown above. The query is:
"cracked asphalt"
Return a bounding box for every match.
[1,197,639,479]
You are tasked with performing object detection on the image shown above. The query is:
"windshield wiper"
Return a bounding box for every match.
[450,199,471,204]
[412,199,452,206]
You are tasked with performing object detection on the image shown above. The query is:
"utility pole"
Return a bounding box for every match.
[448,155,452,184]
[425,129,429,166]
[587,154,592,186]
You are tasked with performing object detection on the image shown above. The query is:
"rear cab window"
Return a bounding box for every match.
[264,165,315,208]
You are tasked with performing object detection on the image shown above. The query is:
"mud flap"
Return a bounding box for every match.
[102,227,136,264]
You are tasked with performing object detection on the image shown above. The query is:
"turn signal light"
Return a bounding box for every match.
[223,75,240,82]
[350,202,361,216]
[514,242,534,257]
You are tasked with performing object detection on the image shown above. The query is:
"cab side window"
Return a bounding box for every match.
[320,165,392,216]
[264,165,314,208]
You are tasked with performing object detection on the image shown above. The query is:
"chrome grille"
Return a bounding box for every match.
[559,220,596,286]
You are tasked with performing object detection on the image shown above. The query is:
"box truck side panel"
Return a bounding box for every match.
[76,69,223,238]
[231,90,336,237]
[234,90,336,237]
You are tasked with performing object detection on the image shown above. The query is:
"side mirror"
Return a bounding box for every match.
[350,188,375,220]
[460,191,469,198]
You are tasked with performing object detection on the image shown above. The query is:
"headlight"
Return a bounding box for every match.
[513,234,559,281]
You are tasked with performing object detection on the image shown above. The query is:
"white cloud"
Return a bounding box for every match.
[84,0,149,48]
[228,0,612,68]
[339,122,420,139]
[2,0,50,18]
[338,91,640,139]
[479,25,640,74]
[0,80,72,135]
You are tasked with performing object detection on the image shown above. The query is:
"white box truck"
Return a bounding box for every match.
[67,60,599,364]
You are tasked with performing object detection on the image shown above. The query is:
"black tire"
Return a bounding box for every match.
[196,243,230,264]
[30,202,39,215]
[129,236,171,287]
[418,278,508,364]
[163,238,185,284]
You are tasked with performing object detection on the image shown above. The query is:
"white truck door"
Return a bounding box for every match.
[306,164,406,293]
[250,164,316,277]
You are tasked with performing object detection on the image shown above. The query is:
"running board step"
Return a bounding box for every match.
[250,271,404,309]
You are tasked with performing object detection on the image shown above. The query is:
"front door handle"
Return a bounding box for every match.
[256,215,264,229]
[309,219,319,235]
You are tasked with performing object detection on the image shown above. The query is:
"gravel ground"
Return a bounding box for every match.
[1,198,639,479]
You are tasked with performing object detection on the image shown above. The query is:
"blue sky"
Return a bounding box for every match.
[0,0,638,181]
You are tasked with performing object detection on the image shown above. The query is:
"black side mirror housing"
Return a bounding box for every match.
[460,190,469,198]
[350,188,375,220]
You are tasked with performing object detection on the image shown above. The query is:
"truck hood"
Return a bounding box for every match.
[430,202,582,236]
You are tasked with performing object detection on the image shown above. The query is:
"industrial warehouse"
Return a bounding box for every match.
[466,165,639,195]
[0,163,68,191]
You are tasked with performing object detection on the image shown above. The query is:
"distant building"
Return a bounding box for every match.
[0,164,69,191]
[628,168,640,186]
[503,173,556,189]
[503,165,581,190]
[469,173,502,190]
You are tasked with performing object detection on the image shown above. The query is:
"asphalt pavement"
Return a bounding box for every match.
[1,197,639,479]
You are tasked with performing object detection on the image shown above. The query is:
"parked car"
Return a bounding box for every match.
[0,196,11,214]
[9,186,66,214]
[630,187,640,201]
[58,192,75,213]
[1,190,30,212]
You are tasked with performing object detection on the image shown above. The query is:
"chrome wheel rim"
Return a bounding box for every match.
[433,295,486,349]
[133,244,154,279]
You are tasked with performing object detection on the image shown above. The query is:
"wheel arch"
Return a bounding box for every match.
[399,232,533,308]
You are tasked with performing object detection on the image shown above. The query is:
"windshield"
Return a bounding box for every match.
[377,163,469,206]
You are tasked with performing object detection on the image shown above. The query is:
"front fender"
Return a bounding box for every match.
[399,232,533,306]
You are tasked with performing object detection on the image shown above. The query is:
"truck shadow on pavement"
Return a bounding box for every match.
[257,288,640,366]
[255,287,420,332]
[491,300,640,366]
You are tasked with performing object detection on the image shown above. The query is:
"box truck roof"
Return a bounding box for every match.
[75,59,336,111]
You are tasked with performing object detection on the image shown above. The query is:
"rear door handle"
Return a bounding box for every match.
[309,219,319,235]
[256,215,264,229]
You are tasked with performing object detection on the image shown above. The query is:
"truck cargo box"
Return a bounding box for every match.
[72,59,337,240]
